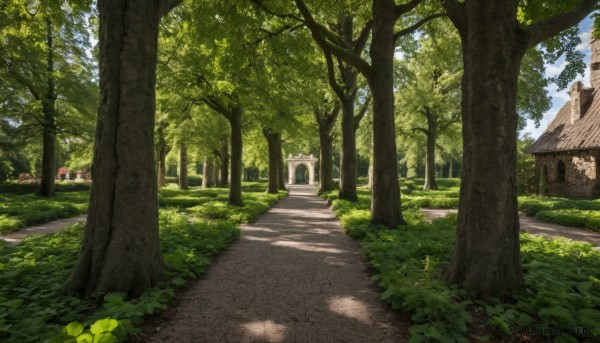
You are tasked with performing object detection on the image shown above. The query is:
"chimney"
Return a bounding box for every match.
[591,38,600,88]
[569,81,592,124]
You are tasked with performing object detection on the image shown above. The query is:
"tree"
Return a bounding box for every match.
[0,0,96,196]
[65,0,181,296]
[439,0,596,297]
[395,28,461,190]
[295,0,444,227]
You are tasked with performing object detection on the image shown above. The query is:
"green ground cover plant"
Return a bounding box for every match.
[534,209,600,232]
[0,181,286,342]
[324,190,600,343]
[0,192,89,234]
[518,196,600,216]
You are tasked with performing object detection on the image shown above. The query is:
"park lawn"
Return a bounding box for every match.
[323,190,600,343]
[0,181,287,343]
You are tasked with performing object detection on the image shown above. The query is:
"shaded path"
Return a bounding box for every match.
[421,208,600,248]
[0,214,86,244]
[146,185,407,343]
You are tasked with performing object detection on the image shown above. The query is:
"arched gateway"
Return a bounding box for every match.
[287,153,318,185]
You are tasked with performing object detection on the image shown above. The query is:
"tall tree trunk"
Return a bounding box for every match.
[448,158,453,178]
[319,129,335,193]
[228,106,243,206]
[38,18,56,197]
[263,129,279,194]
[423,108,439,191]
[65,0,179,296]
[315,103,339,193]
[178,143,188,190]
[219,139,229,188]
[441,1,523,297]
[202,156,213,188]
[276,134,286,191]
[369,0,404,227]
[339,99,358,201]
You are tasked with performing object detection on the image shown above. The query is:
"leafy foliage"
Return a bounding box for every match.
[0,181,286,342]
[0,191,88,233]
[325,191,600,342]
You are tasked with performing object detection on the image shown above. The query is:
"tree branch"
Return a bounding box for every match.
[202,96,232,120]
[525,0,597,49]
[354,97,371,131]
[353,20,373,54]
[396,0,424,20]
[250,0,304,22]
[439,0,466,33]
[393,13,446,42]
[324,51,345,100]
[294,0,374,83]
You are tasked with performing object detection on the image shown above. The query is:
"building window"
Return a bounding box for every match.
[557,160,566,183]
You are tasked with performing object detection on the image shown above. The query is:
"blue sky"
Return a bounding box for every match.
[521,16,594,139]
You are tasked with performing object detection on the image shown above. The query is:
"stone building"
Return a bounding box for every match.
[528,39,600,198]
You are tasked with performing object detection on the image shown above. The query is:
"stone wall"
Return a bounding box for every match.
[534,149,600,198]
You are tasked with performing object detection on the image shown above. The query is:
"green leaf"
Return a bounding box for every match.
[171,277,186,286]
[92,332,117,343]
[89,318,118,335]
[76,333,94,343]
[65,322,83,337]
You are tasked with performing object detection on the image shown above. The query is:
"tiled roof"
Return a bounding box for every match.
[528,89,600,154]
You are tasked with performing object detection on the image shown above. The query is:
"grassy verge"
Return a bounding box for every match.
[0,192,89,234]
[519,196,600,232]
[324,190,600,343]
[0,182,287,343]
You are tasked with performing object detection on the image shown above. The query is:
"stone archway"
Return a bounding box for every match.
[287,153,318,185]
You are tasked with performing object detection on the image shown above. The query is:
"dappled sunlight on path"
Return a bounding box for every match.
[145,185,407,342]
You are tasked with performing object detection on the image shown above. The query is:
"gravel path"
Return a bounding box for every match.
[421,208,600,249]
[0,214,86,244]
[145,185,408,343]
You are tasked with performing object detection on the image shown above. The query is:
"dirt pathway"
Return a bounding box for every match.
[146,185,408,343]
[421,208,600,249]
[0,214,86,244]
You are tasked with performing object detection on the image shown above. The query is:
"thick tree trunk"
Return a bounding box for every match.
[276,134,287,191]
[423,108,439,191]
[442,1,524,297]
[264,129,279,194]
[202,156,213,188]
[339,99,358,201]
[178,143,188,190]
[65,0,169,296]
[38,18,56,197]
[318,129,335,193]
[369,0,404,227]
[228,106,243,206]
[219,139,229,188]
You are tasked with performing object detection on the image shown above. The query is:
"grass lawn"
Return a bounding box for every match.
[322,189,600,342]
[0,181,286,343]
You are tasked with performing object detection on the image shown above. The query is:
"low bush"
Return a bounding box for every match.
[0,182,91,195]
[535,209,600,232]
[519,196,600,216]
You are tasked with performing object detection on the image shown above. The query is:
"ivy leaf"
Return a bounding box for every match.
[64,322,83,337]
[89,318,118,335]
[75,332,94,343]
[91,332,117,343]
